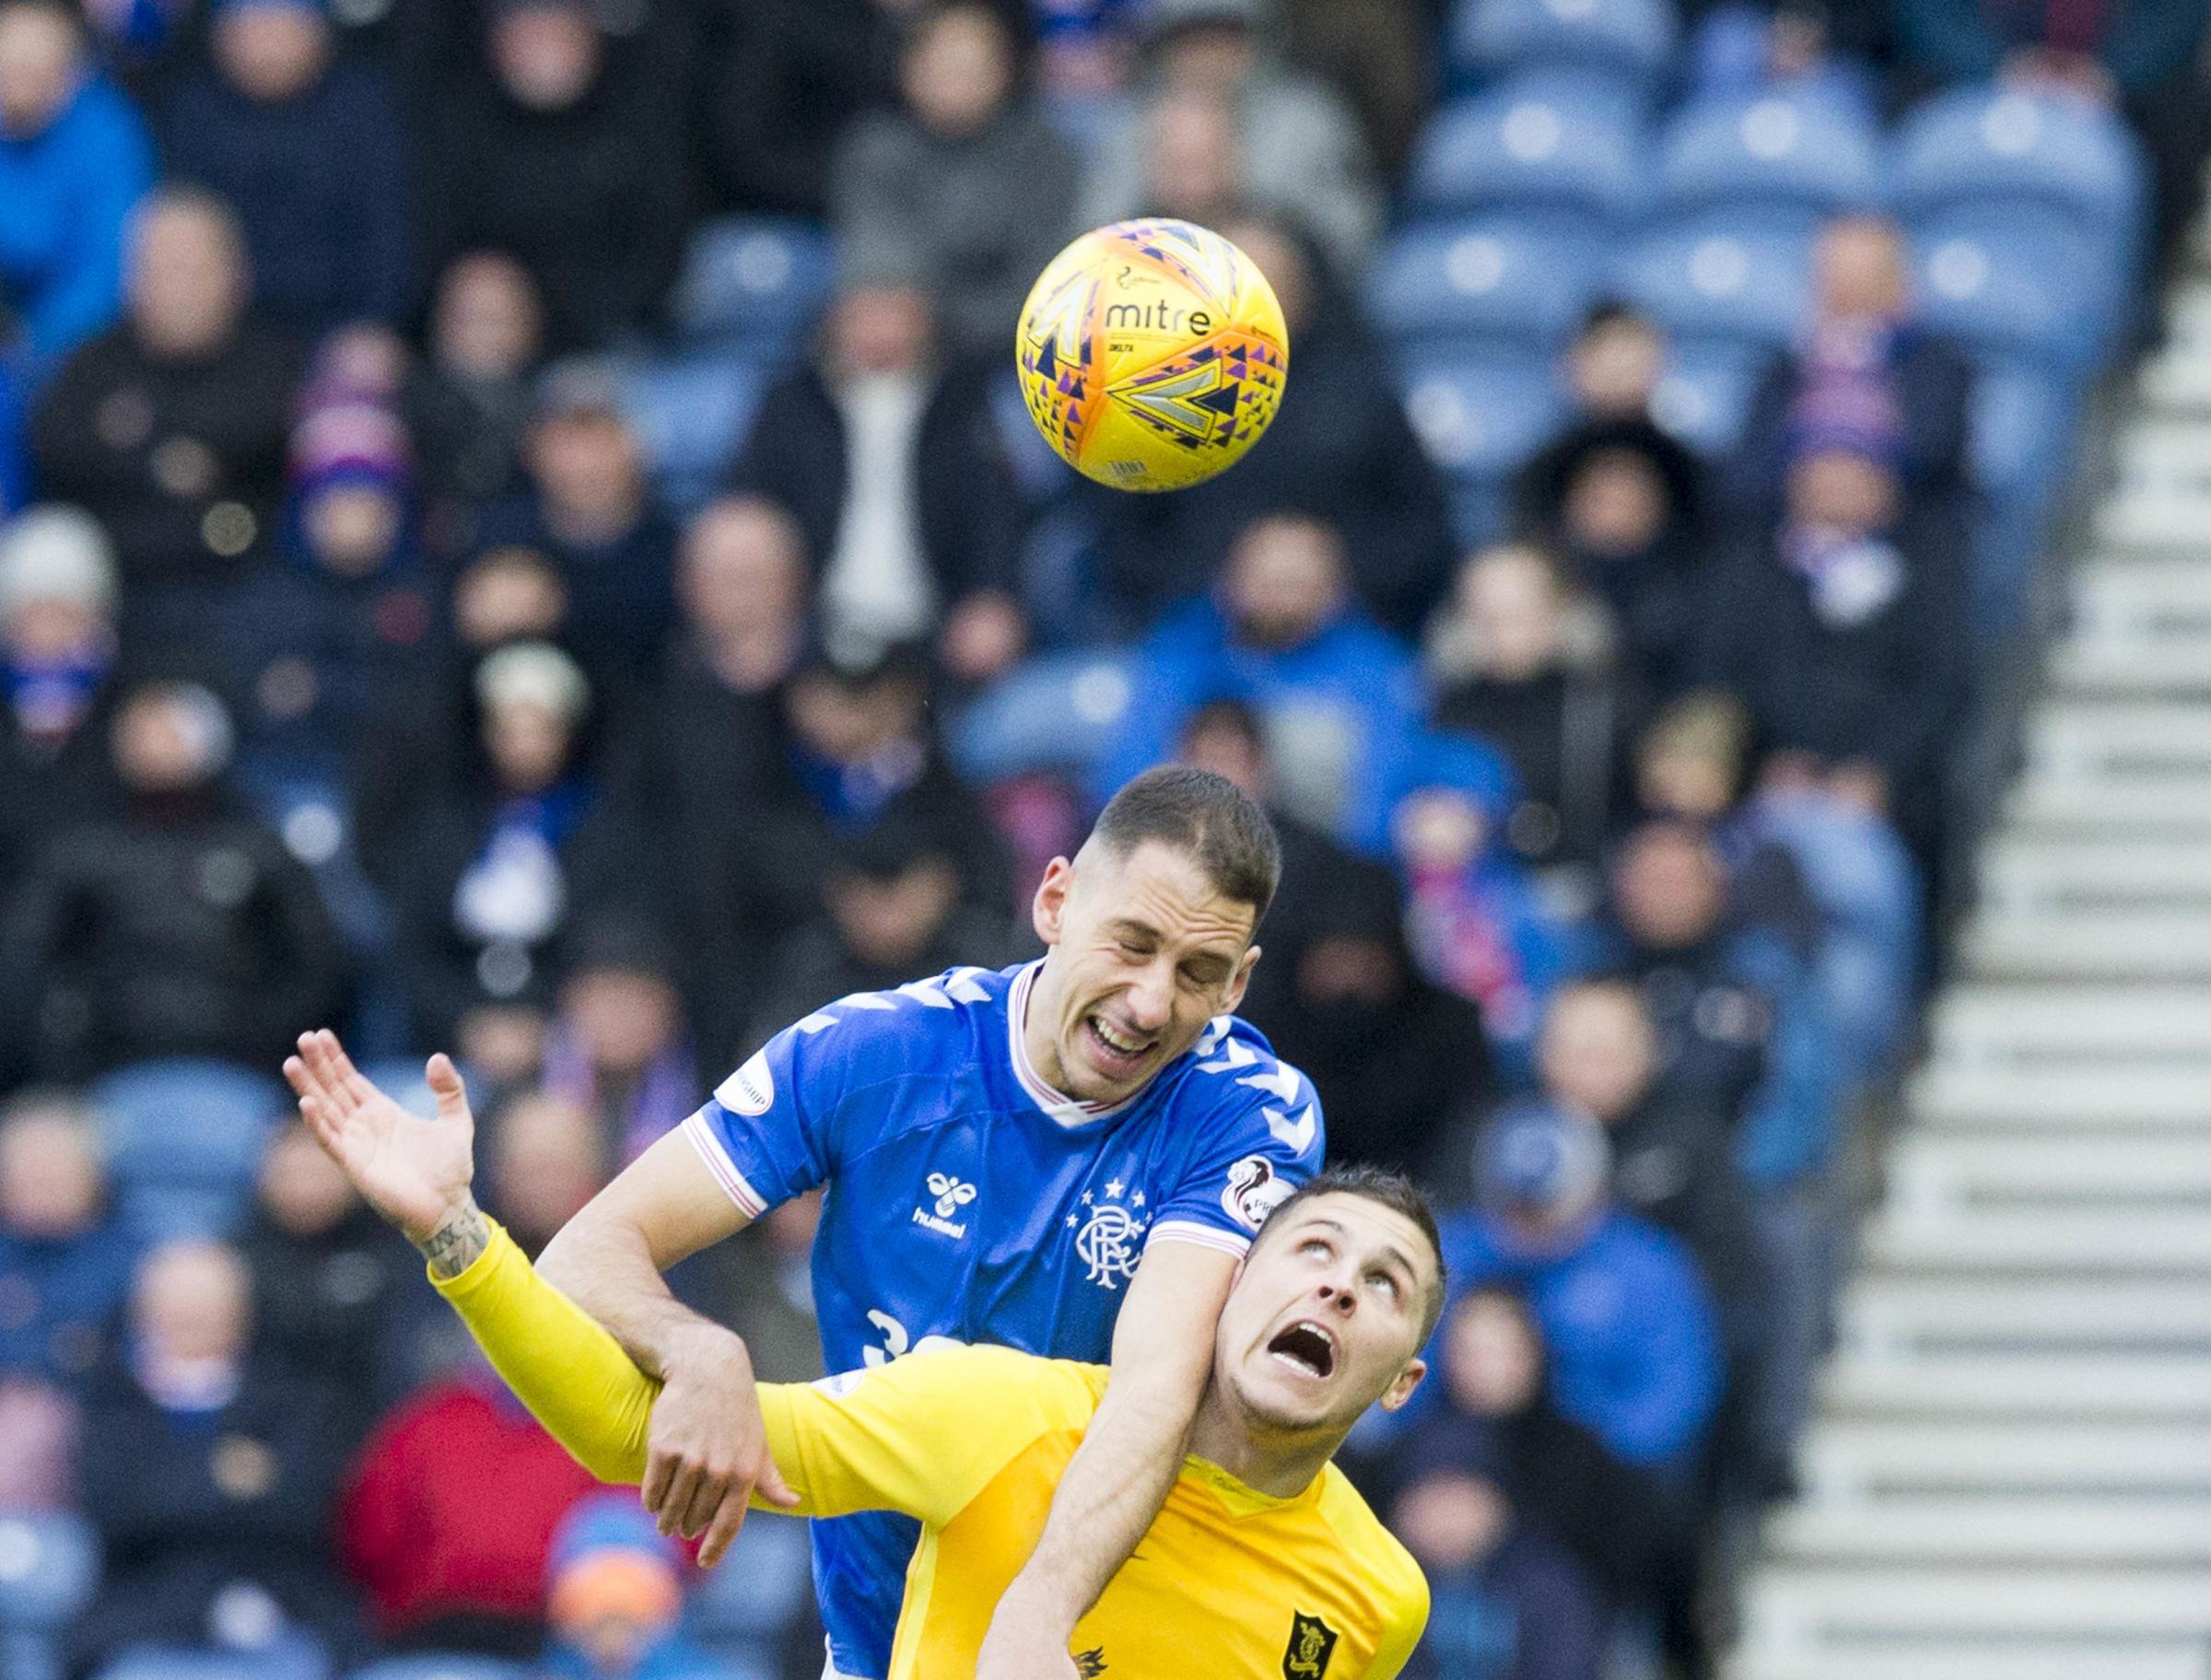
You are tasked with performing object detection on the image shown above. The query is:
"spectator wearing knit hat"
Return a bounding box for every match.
[158,0,411,333]
[0,675,343,1079]
[0,504,123,884]
[540,1493,728,1680]
[216,332,434,781]
[29,188,300,629]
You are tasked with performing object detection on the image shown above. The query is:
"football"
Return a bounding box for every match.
[1014,218,1291,493]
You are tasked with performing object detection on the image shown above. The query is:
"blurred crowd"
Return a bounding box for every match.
[1,0,2205,1677]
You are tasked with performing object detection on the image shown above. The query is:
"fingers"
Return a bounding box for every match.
[293,1031,350,1116]
[754,1451,801,1511]
[676,1465,731,1540]
[639,1449,674,1520]
[650,1458,701,1538]
[321,1029,379,1109]
[695,1488,751,1569]
[425,1053,470,1124]
[290,1088,344,1157]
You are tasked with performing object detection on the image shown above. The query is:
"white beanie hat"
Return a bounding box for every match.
[0,507,119,616]
[474,639,591,723]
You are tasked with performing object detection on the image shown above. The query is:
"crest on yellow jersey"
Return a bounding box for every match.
[1282,1611,1339,1679]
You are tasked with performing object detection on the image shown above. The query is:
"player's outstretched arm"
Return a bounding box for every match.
[976,1238,1237,1680]
[536,1131,800,1563]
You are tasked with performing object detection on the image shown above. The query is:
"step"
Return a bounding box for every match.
[1842,1279,2211,1357]
[1767,1497,2211,1567]
[1979,837,2211,910]
[1961,913,2211,978]
[2057,640,2211,696]
[1910,1065,2211,1130]
[2009,778,2211,835]
[1886,1136,2211,1203]
[2028,702,2211,778]
[1821,1355,2211,1420]
[1798,1422,2211,1496]
[1742,1568,2211,1645]
[1728,1651,2211,1680]
[2100,492,2211,549]
[1863,1209,2211,1275]
[2141,345,2211,416]
[2076,558,2211,622]
[1931,986,2211,1064]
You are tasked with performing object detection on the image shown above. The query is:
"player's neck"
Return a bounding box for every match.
[1185,1389,1339,1500]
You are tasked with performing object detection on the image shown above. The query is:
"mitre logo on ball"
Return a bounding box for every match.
[1015,218,1290,493]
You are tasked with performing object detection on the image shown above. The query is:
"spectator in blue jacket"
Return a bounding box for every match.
[541,1493,727,1680]
[0,1091,134,1388]
[0,0,154,365]
[158,0,411,333]
[1093,508,1424,846]
[1387,731,1562,1079]
[1440,1100,1724,1473]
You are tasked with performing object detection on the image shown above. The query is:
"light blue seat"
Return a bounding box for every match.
[1912,225,2109,371]
[0,1512,98,1631]
[1447,0,1678,95]
[99,1645,325,1680]
[1612,226,1810,355]
[1657,88,1884,231]
[620,353,773,516]
[683,1508,813,1644]
[671,216,834,353]
[1971,359,2079,508]
[347,1658,532,1680]
[949,649,1139,784]
[1368,218,1606,353]
[93,1061,281,1238]
[1406,83,1647,231]
[1397,348,1567,484]
[1894,86,2147,253]
[1648,341,1771,459]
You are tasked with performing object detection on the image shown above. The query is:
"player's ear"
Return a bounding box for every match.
[1032,856,1074,947]
[1377,1358,1426,1415]
[1222,940,1261,1012]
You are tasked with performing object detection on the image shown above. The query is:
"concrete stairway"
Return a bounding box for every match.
[1725,241,2211,1680]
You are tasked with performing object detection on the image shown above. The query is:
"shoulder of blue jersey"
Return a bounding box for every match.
[1178,1012,1324,1162]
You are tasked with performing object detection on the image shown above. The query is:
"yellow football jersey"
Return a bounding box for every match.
[434,1219,1428,1679]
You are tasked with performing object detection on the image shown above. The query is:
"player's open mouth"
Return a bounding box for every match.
[1084,1015,1156,1070]
[1267,1321,1336,1380]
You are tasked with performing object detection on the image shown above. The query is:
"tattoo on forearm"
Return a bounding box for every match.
[417,1200,491,1279]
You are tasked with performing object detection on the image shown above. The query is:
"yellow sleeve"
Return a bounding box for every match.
[1362,1569,1430,1679]
[428,1218,658,1485]
[755,1345,1098,1528]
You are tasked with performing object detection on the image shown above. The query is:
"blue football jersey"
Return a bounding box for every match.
[684,959,1326,1677]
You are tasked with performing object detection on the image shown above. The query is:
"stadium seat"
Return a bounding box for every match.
[1611,225,1810,354]
[1368,218,1607,353]
[1893,86,2148,255]
[671,216,834,354]
[93,1061,283,1238]
[347,1658,532,1680]
[1446,0,1678,97]
[98,1646,326,1680]
[1648,340,1772,459]
[619,353,773,515]
[1656,87,1885,231]
[1912,226,2109,371]
[949,649,1139,784]
[1404,83,1647,232]
[1397,348,1566,485]
[684,1507,813,1645]
[1971,360,2080,508]
[0,1512,98,1632]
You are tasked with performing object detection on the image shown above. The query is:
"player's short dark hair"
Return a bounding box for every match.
[1091,765,1281,925]
[1254,1165,1449,1344]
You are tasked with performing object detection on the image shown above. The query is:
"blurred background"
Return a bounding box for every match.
[0,0,2206,1677]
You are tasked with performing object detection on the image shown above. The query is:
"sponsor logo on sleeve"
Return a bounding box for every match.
[714,1050,775,1116]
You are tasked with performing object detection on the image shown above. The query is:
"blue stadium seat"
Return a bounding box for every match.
[1912,225,2109,370]
[0,1512,98,1632]
[1405,83,1647,231]
[620,353,773,516]
[1446,0,1678,95]
[348,1658,532,1680]
[1894,86,2147,254]
[93,1061,282,1237]
[1611,226,1810,355]
[684,1508,813,1644]
[671,216,834,353]
[1397,349,1567,484]
[1971,359,2079,508]
[949,649,1138,784]
[1656,88,1884,230]
[1648,340,1772,459]
[1368,218,1606,353]
[99,1646,325,1680]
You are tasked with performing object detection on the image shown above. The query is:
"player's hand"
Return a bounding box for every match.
[283,1030,475,1245]
[974,1595,1082,1680]
[640,1325,801,1565]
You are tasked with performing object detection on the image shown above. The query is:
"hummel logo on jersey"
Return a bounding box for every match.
[914,1172,977,1238]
